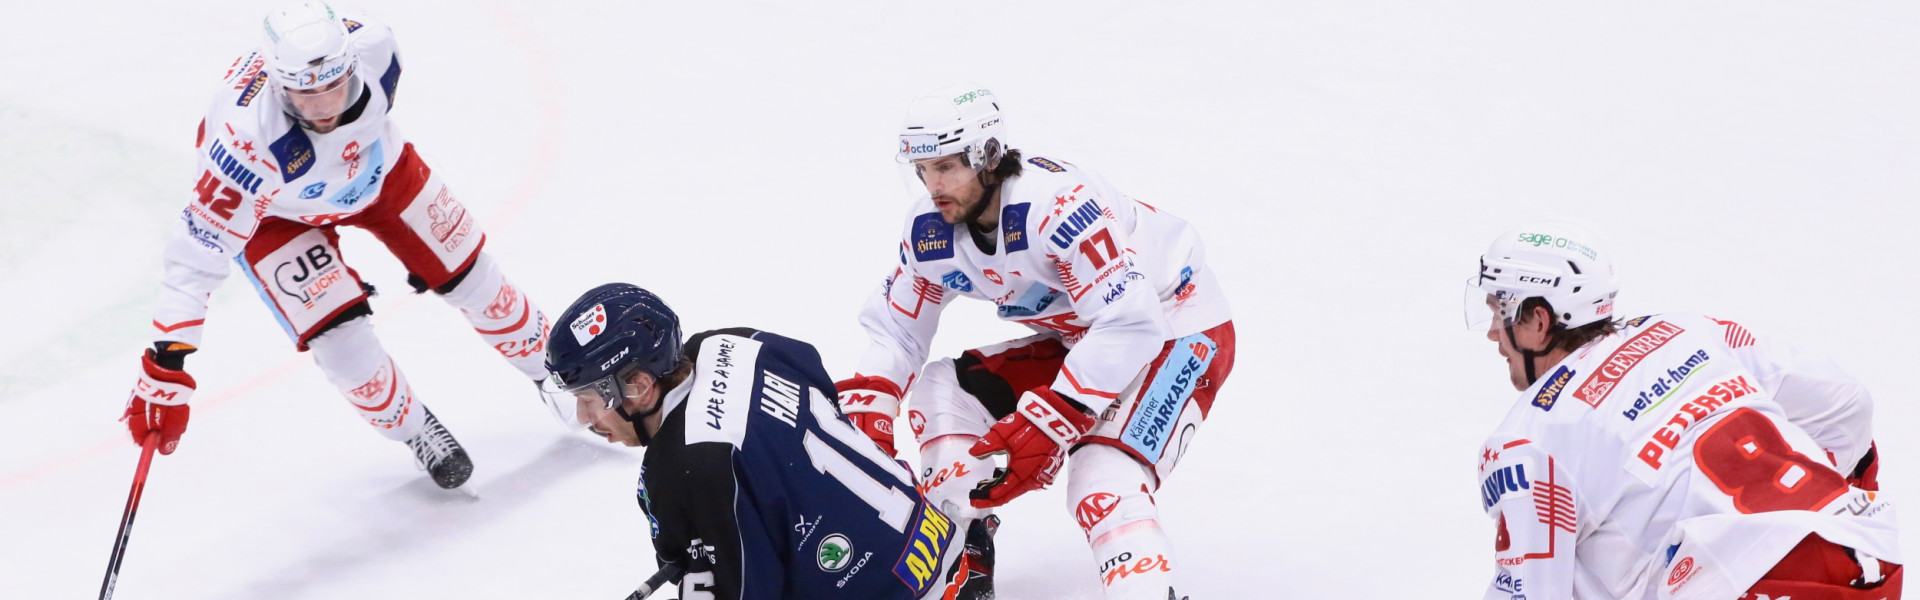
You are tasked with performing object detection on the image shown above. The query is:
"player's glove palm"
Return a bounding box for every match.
[123,345,197,455]
[968,388,1095,508]
[835,376,904,457]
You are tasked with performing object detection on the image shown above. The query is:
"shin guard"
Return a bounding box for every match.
[441,253,551,380]
[309,317,424,441]
[1069,445,1177,600]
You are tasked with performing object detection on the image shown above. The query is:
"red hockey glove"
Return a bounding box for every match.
[967,388,1095,508]
[835,375,905,457]
[124,345,197,455]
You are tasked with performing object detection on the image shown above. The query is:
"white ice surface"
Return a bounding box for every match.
[1,1,1915,598]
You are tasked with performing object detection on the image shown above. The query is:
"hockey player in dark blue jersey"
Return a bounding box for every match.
[542,283,957,600]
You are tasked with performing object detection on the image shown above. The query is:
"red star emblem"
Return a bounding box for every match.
[1053,196,1071,208]
[240,141,255,153]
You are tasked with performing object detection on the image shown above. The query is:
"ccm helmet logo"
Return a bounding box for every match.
[1517,275,1556,286]
[599,347,631,371]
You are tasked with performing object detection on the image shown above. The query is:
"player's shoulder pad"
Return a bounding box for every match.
[1022,155,1073,174]
[1023,175,1118,253]
[340,10,404,109]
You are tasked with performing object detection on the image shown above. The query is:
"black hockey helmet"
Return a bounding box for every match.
[540,283,684,430]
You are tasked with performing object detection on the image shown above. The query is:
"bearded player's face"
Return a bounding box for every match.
[915,155,987,225]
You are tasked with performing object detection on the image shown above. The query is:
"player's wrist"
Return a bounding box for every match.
[148,342,198,372]
[835,375,904,416]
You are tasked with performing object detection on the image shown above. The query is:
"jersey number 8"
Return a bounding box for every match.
[1692,408,1850,514]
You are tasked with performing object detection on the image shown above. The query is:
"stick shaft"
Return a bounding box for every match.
[98,432,161,600]
[624,562,686,600]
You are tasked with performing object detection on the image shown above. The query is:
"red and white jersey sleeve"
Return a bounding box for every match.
[1476,313,1899,599]
[852,244,952,390]
[1480,435,1581,600]
[150,10,407,349]
[852,153,1230,405]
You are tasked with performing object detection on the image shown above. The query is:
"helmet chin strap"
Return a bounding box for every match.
[613,379,663,446]
[1503,320,1552,386]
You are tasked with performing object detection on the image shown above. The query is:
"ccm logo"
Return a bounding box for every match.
[1022,400,1080,444]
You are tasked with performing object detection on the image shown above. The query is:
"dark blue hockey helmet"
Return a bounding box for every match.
[540,283,684,429]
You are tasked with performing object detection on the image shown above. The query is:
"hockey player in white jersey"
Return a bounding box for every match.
[838,84,1235,600]
[122,2,558,489]
[1466,221,1901,599]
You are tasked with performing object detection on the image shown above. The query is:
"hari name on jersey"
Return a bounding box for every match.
[151,9,410,348]
[1479,313,1898,600]
[641,329,954,600]
[856,154,1233,404]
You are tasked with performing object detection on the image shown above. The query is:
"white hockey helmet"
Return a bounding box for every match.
[897,84,1008,169]
[261,2,361,121]
[1464,220,1619,332]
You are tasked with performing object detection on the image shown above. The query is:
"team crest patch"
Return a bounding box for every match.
[910,212,953,261]
[817,534,854,571]
[1533,366,1574,411]
[1002,202,1029,252]
[569,303,608,345]
[269,125,316,182]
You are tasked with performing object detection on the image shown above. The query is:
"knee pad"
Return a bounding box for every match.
[309,317,422,441]
[1066,444,1160,544]
[918,434,997,523]
[440,253,549,380]
[907,357,997,446]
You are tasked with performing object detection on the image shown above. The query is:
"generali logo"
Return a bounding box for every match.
[1573,321,1685,408]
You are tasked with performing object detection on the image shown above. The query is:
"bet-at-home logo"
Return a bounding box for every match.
[817,534,854,572]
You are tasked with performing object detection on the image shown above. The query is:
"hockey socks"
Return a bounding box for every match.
[1070,445,1178,600]
[310,317,425,441]
[439,253,551,381]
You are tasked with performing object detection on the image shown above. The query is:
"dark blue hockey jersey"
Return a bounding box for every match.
[639,329,954,600]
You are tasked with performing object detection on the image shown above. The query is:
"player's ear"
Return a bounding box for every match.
[621,371,659,408]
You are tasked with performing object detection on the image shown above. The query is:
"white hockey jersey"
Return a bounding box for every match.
[855,153,1232,405]
[150,11,410,348]
[1480,313,1899,600]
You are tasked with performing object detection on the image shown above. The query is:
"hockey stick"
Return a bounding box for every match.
[623,562,686,600]
[98,432,161,600]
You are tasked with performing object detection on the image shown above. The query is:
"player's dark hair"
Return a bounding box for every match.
[1520,297,1621,351]
[978,146,1023,186]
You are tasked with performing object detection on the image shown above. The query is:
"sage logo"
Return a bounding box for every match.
[952,89,993,105]
[817,534,854,572]
[1515,232,1599,260]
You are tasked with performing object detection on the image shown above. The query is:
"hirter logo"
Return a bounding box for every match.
[1573,321,1685,408]
[570,303,608,345]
